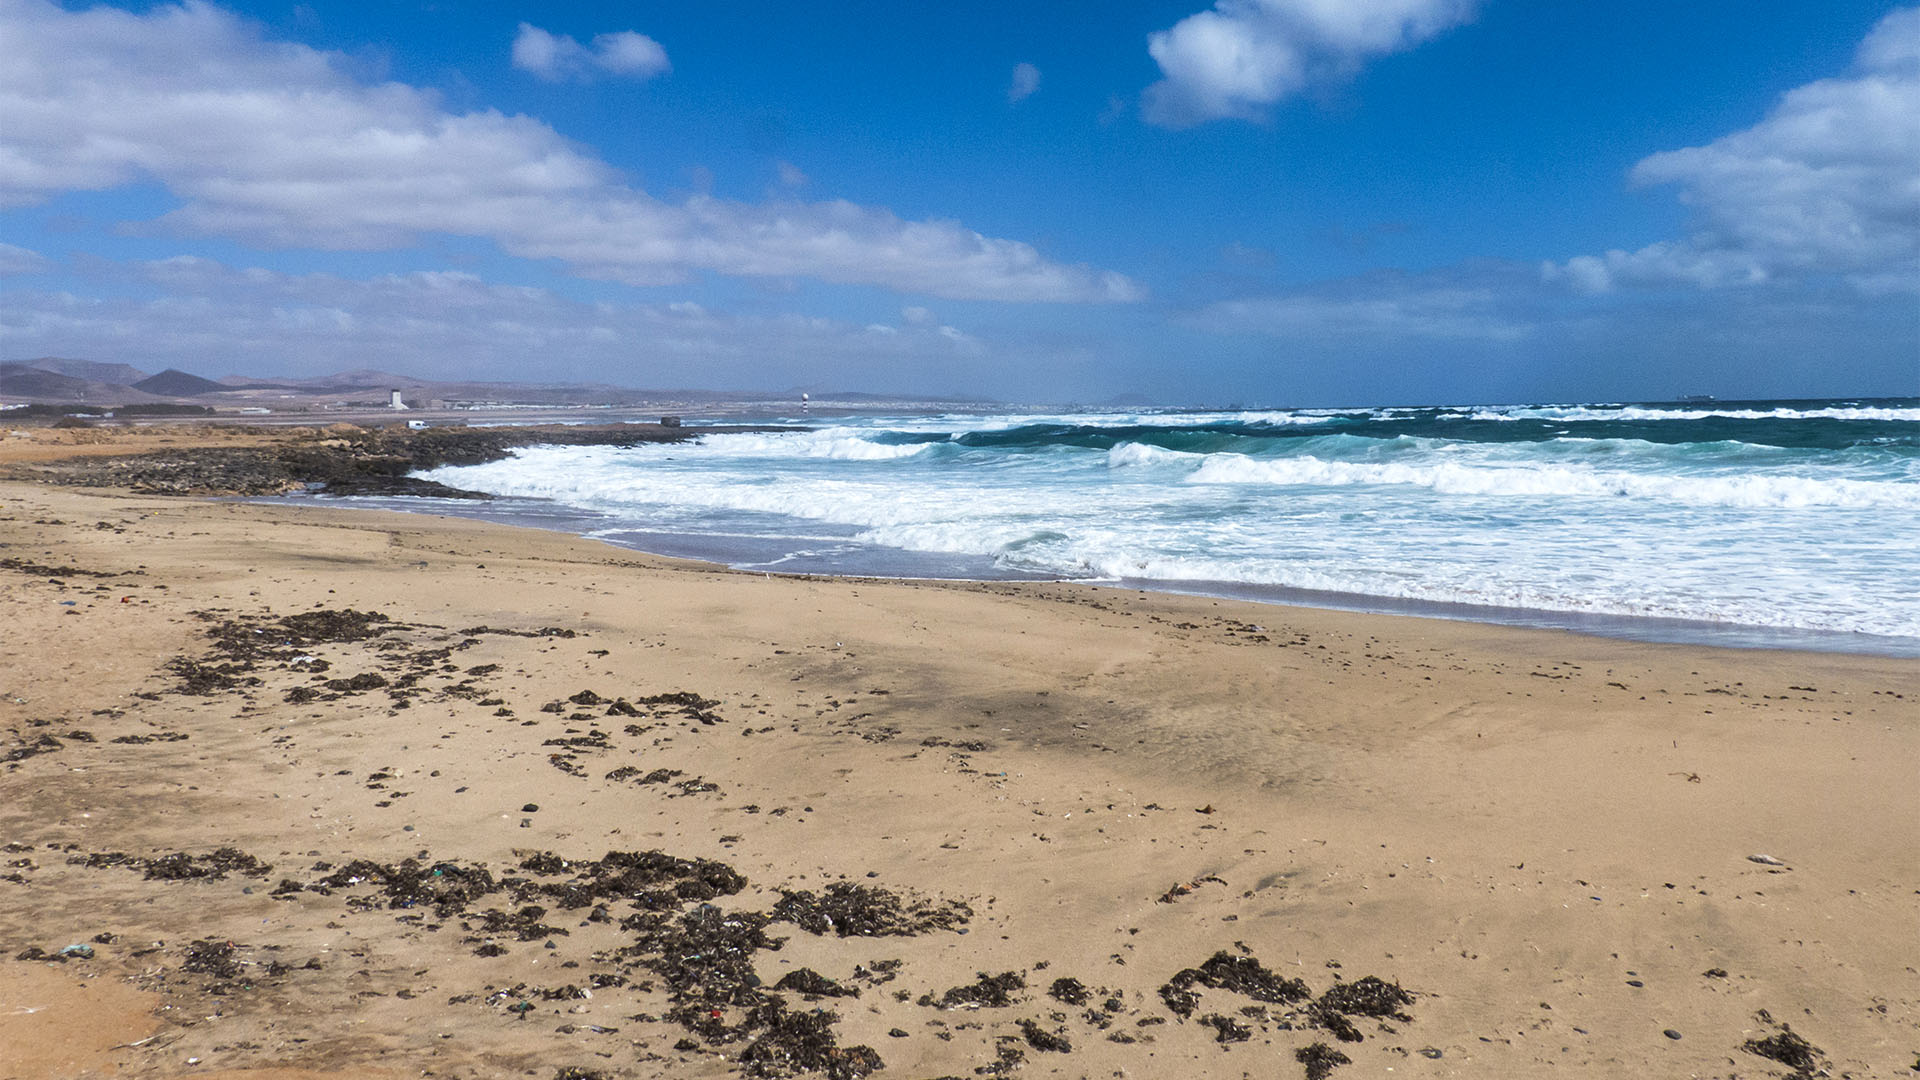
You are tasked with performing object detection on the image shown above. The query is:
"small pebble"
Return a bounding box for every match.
[1626,979,1644,987]
[522,803,540,813]
[1663,1029,1682,1040]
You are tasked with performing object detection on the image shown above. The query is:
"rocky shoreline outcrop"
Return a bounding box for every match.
[0,422,788,498]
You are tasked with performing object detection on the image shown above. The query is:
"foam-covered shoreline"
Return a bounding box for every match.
[414,404,1920,644]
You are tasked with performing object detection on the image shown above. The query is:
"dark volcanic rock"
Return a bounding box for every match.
[4,422,788,497]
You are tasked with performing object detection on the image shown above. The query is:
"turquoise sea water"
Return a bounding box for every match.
[407,398,1920,654]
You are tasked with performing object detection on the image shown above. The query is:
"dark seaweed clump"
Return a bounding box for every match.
[1016,1018,1072,1052]
[1047,976,1089,1006]
[923,971,1026,1009]
[163,609,401,695]
[314,858,499,916]
[738,1003,885,1079]
[3,733,65,766]
[77,847,273,881]
[772,881,972,938]
[1296,1042,1352,1080]
[1317,975,1412,1020]
[1742,1019,1825,1077]
[772,968,860,998]
[1200,1013,1252,1043]
[527,849,747,910]
[181,939,242,980]
[1160,950,1310,1017]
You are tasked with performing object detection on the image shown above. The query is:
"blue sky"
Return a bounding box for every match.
[2,0,1915,405]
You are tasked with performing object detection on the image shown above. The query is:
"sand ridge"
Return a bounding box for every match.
[1,475,1916,1079]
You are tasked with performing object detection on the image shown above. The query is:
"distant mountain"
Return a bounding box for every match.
[214,375,307,391]
[1,362,169,404]
[132,368,231,396]
[299,368,435,390]
[13,357,151,385]
[2,363,95,399]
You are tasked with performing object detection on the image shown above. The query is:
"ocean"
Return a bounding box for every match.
[383,398,1919,655]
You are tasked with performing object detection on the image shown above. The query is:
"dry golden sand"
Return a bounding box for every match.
[0,452,1915,1079]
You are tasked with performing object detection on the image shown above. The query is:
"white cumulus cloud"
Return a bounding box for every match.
[0,0,1140,303]
[1142,0,1479,126]
[1545,6,1920,295]
[512,23,670,82]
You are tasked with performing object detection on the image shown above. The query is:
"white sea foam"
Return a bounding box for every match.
[1179,453,1920,508]
[1106,442,1198,467]
[689,430,933,460]
[1463,404,1920,423]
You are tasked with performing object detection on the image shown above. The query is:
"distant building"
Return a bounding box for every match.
[389,389,409,410]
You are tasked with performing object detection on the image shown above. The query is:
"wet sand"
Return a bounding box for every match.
[1,428,1916,1079]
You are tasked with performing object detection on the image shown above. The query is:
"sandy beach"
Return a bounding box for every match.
[1,426,1915,1080]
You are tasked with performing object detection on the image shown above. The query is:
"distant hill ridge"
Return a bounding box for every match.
[132,368,232,396]
[4,357,1007,409]
[16,357,152,385]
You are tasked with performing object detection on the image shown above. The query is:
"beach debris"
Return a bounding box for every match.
[1315,975,1414,1021]
[772,968,860,999]
[1295,1042,1352,1079]
[1199,1013,1251,1043]
[1016,1017,1073,1051]
[772,881,972,938]
[923,971,1026,1009]
[1746,854,1789,867]
[57,943,95,959]
[1157,874,1227,903]
[1160,950,1311,1018]
[2,733,65,766]
[181,939,242,980]
[76,847,273,881]
[1046,976,1090,1005]
[1741,1015,1826,1077]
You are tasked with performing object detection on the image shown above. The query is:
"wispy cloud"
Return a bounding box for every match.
[0,0,1140,303]
[0,255,1002,388]
[1190,280,1529,342]
[0,242,49,276]
[1007,62,1041,104]
[1143,0,1479,127]
[1545,7,1920,296]
[512,23,671,82]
